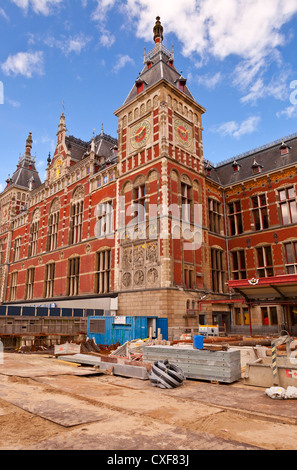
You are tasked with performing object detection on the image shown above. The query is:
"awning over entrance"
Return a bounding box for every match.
[228,274,297,304]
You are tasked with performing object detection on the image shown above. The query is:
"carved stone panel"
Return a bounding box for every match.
[120,240,160,290]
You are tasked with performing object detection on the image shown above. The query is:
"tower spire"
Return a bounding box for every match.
[25,132,33,157]
[153,16,163,44]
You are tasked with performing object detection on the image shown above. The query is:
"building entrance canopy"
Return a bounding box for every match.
[228,275,297,305]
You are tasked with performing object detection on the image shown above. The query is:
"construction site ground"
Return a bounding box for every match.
[0,353,296,452]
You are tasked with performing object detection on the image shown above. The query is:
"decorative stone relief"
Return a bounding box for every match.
[122,272,132,288]
[133,245,145,267]
[147,267,158,285]
[134,269,144,286]
[120,240,160,290]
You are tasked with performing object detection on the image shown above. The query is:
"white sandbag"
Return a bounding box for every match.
[265,387,286,399]
[285,386,297,399]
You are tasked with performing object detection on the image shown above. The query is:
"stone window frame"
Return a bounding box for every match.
[250,193,269,231]
[210,247,226,294]
[13,237,22,262]
[256,245,274,278]
[278,186,297,226]
[95,249,111,295]
[44,262,55,299]
[230,249,247,280]
[208,197,222,234]
[69,186,85,246]
[227,200,243,236]
[28,208,41,258]
[283,240,297,274]
[10,271,18,301]
[46,198,60,252]
[25,267,35,301]
[66,256,80,297]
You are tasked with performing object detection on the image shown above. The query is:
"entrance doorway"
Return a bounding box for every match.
[212,311,231,334]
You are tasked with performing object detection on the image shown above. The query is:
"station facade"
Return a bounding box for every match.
[0,18,297,337]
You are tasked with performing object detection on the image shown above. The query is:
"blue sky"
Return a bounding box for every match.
[1,0,297,190]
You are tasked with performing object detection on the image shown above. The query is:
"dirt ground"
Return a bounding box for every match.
[0,352,296,452]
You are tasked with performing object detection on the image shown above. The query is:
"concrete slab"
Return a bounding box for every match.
[0,376,106,427]
[0,353,100,378]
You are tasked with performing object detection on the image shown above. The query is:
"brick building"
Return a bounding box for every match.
[0,17,297,338]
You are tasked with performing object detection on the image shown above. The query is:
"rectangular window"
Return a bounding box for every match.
[235,308,242,325]
[256,246,274,277]
[70,200,84,245]
[251,194,269,231]
[25,268,35,300]
[133,185,146,223]
[44,263,55,298]
[47,211,59,251]
[228,201,243,235]
[208,198,222,234]
[278,187,297,225]
[184,266,194,289]
[270,307,278,325]
[96,201,113,238]
[261,306,278,326]
[181,182,192,223]
[211,248,226,293]
[0,240,4,264]
[67,257,80,296]
[10,272,18,301]
[231,250,247,280]
[261,307,269,325]
[284,241,297,274]
[28,221,39,257]
[13,237,22,262]
[95,250,111,294]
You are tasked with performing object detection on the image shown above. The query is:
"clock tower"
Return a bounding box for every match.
[114,17,206,325]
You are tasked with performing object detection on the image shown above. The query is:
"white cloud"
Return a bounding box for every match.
[92,0,297,99]
[276,105,297,119]
[6,97,21,107]
[240,69,290,105]
[92,0,117,47]
[0,7,9,20]
[196,72,222,90]
[11,0,64,15]
[113,54,134,73]
[1,51,44,78]
[213,116,261,139]
[44,33,92,55]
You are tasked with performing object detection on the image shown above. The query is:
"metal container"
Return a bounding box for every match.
[244,356,297,388]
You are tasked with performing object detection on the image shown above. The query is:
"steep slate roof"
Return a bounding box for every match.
[11,156,42,189]
[66,131,118,165]
[124,42,194,106]
[8,133,42,190]
[205,134,297,187]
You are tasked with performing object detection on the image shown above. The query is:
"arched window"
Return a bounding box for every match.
[180,176,193,223]
[28,208,40,257]
[69,186,84,245]
[47,198,60,252]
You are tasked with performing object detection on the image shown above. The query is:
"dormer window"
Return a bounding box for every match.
[168,59,174,68]
[251,158,263,175]
[135,75,147,95]
[205,162,212,177]
[136,81,144,95]
[175,71,187,92]
[147,61,152,69]
[280,140,290,156]
[232,160,241,173]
